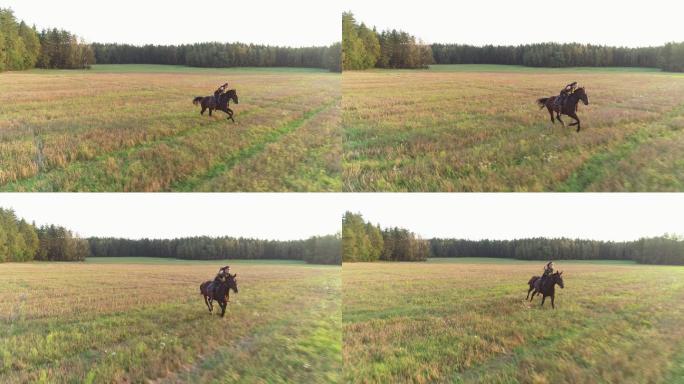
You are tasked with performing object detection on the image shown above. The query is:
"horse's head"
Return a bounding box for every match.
[575,87,589,106]
[553,271,564,289]
[227,273,239,294]
[225,89,239,105]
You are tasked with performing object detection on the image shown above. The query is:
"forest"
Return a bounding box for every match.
[88,235,341,265]
[431,42,684,71]
[342,12,433,70]
[0,8,94,71]
[430,235,684,265]
[1,7,340,72]
[0,207,340,265]
[341,212,684,265]
[0,208,89,262]
[342,11,684,72]
[342,212,430,262]
[92,42,341,72]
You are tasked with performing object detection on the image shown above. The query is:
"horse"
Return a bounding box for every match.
[199,273,239,317]
[192,89,239,122]
[536,87,589,132]
[526,271,564,309]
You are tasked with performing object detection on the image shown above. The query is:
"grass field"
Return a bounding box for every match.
[343,65,684,191]
[343,259,684,383]
[0,258,341,383]
[0,65,340,191]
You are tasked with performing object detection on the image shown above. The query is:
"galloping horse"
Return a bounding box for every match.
[537,87,589,132]
[526,271,564,309]
[199,273,239,317]
[193,89,239,122]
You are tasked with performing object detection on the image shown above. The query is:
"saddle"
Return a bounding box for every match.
[535,274,550,291]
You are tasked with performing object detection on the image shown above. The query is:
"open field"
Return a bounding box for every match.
[343,259,684,383]
[0,259,341,383]
[0,65,340,191]
[343,65,684,191]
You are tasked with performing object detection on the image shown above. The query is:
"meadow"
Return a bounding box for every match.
[0,258,341,383]
[343,65,684,191]
[343,258,684,383]
[0,65,341,192]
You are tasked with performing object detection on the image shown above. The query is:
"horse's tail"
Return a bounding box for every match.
[193,96,203,106]
[536,98,549,109]
[528,275,540,285]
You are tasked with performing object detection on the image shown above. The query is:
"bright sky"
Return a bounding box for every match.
[345,0,684,47]
[2,194,681,242]
[343,194,684,241]
[2,0,339,46]
[1,194,343,240]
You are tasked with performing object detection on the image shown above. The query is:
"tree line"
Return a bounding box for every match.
[342,212,430,262]
[87,235,341,265]
[0,208,89,262]
[0,8,94,71]
[342,11,684,72]
[92,42,341,72]
[431,42,684,71]
[1,7,340,72]
[430,235,684,265]
[1,206,340,265]
[342,12,433,70]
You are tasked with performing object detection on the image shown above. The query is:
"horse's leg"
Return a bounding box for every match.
[556,114,565,127]
[204,295,212,312]
[201,105,206,115]
[530,291,537,301]
[227,108,235,122]
[220,300,227,317]
[551,295,555,309]
[547,107,555,124]
[526,286,534,300]
[568,112,581,132]
[209,108,213,116]
[541,295,546,307]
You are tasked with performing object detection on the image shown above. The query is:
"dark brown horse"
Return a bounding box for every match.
[537,87,589,132]
[193,89,239,122]
[526,271,564,309]
[199,273,239,317]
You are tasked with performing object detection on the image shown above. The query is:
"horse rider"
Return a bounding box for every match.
[212,265,230,298]
[214,83,229,105]
[540,261,555,285]
[555,81,577,110]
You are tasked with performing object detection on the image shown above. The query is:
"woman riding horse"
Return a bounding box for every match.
[214,83,229,105]
[212,265,230,299]
[537,84,589,132]
[555,82,577,110]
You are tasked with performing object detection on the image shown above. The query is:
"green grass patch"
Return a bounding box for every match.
[427,64,664,73]
[84,257,307,265]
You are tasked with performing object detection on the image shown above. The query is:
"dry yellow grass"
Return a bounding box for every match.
[0,259,341,383]
[343,66,684,191]
[0,65,340,191]
[343,259,684,383]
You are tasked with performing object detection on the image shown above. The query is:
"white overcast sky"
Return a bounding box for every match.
[0,194,343,240]
[1,0,339,46]
[345,0,684,47]
[1,194,681,242]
